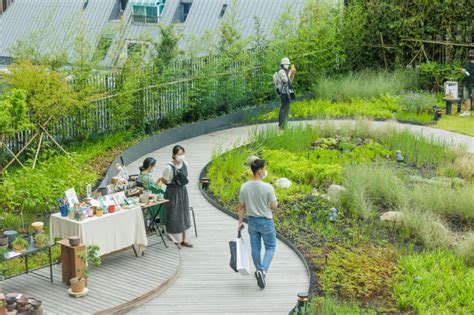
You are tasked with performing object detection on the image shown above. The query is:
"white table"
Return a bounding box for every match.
[50,206,148,256]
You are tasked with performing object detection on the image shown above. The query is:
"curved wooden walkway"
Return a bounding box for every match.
[127,120,474,314]
[127,125,309,315]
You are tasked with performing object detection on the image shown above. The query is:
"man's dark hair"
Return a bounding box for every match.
[251,159,266,175]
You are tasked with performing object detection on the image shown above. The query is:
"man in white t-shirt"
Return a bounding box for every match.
[238,159,278,289]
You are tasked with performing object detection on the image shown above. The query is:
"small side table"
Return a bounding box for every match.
[444,98,462,115]
[58,239,85,285]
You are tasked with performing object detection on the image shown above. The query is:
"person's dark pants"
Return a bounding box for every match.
[278,94,291,128]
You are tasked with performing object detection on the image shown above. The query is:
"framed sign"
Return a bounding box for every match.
[64,188,79,207]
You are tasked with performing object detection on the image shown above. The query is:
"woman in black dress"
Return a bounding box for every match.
[161,145,192,249]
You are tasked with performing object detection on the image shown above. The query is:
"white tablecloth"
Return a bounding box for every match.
[50,206,148,256]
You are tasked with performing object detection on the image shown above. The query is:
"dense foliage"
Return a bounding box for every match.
[0,132,136,222]
[341,0,472,70]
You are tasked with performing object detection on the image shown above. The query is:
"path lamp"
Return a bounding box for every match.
[201,177,210,190]
[433,106,441,121]
[329,208,338,223]
[396,150,404,163]
[292,291,309,315]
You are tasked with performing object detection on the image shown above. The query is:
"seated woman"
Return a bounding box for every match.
[138,157,160,191]
[138,157,165,225]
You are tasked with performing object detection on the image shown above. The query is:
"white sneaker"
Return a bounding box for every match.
[460,111,471,117]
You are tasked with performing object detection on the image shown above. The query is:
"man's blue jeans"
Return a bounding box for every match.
[248,216,276,272]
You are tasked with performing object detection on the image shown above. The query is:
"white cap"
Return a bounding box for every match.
[281,57,290,65]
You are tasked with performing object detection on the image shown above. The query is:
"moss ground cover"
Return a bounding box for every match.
[206,123,473,312]
[434,115,474,137]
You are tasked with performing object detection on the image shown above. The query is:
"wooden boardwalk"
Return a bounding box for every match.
[1,235,180,314]
[127,125,311,315]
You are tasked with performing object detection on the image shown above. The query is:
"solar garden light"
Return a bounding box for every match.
[433,105,441,121]
[201,177,210,190]
[294,291,309,314]
[329,207,338,222]
[396,150,404,163]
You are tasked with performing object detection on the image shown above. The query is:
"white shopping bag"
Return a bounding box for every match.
[236,235,251,276]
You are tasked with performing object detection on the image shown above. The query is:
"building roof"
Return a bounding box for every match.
[0,0,306,66]
[122,0,305,47]
[0,0,118,62]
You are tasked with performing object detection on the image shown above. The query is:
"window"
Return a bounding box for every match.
[219,4,227,18]
[131,0,167,24]
[182,2,191,21]
[172,1,192,23]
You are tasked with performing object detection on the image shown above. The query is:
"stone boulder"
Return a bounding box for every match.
[380,211,405,222]
[327,184,347,201]
[275,178,292,189]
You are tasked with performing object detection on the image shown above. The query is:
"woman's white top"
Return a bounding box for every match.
[162,161,187,183]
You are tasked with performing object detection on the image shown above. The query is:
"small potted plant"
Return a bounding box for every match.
[11,236,28,252]
[69,245,101,296]
[34,234,49,248]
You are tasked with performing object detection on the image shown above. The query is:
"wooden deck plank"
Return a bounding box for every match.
[1,235,181,314]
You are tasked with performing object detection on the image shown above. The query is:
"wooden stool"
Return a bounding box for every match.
[58,239,85,285]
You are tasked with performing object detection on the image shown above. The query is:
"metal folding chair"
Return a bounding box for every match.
[190,207,197,237]
[145,203,168,248]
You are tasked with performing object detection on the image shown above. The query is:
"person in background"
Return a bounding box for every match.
[138,157,160,190]
[238,159,278,289]
[161,145,192,249]
[460,49,474,116]
[277,57,296,128]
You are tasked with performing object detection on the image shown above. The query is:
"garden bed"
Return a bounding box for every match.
[201,122,474,313]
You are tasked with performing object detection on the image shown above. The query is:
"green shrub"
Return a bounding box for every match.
[300,296,365,314]
[250,125,321,152]
[0,132,134,220]
[394,251,474,313]
[398,207,455,250]
[399,92,436,114]
[419,61,464,91]
[457,233,474,267]
[374,129,456,169]
[319,244,397,306]
[341,164,405,219]
[410,183,474,222]
[313,69,420,101]
[394,111,434,125]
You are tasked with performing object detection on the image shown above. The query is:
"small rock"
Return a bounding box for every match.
[380,211,405,222]
[414,276,422,283]
[275,178,292,189]
[246,155,260,165]
[327,184,347,201]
